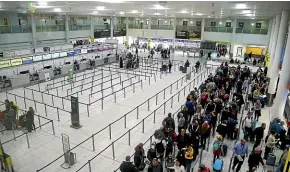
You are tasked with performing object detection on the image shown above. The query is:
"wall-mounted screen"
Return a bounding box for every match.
[10,58,23,66]
[33,55,43,62]
[81,49,87,54]
[74,49,81,54]
[22,57,33,64]
[42,54,52,60]
[0,60,11,69]
[52,53,60,59]
[67,51,75,56]
[59,51,67,57]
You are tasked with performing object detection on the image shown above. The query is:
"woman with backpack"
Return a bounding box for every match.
[212,135,223,162]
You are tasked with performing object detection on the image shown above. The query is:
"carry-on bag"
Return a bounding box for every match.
[266,153,276,166]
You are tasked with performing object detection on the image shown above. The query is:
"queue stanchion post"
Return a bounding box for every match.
[51,95,54,107]
[124,115,127,128]
[199,149,203,166]
[109,124,112,139]
[51,120,55,135]
[92,134,95,151]
[164,102,166,114]
[114,92,117,103]
[123,88,126,98]
[112,142,115,159]
[26,132,30,148]
[128,129,131,146]
[142,119,145,133]
[177,80,179,89]
[163,89,166,99]
[153,110,156,123]
[88,160,92,172]
[141,80,143,89]
[178,91,180,102]
[38,116,41,129]
[24,97,27,109]
[12,123,16,140]
[56,107,60,121]
[44,104,48,116]
[147,99,150,111]
[171,96,173,108]
[156,93,158,105]
[87,105,90,117]
[170,84,172,94]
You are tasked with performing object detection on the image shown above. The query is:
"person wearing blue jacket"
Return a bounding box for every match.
[213,158,223,172]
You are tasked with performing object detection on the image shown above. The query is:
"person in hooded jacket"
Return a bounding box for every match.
[163,113,175,131]
[177,129,190,150]
[134,143,145,170]
[120,156,138,172]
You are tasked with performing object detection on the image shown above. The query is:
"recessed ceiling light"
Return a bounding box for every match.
[235,3,247,9]
[245,13,254,16]
[242,10,251,14]
[93,11,98,14]
[96,6,105,10]
[153,12,161,15]
[53,8,61,12]
[153,4,167,10]
[251,23,254,26]
[132,10,138,13]
[190,21,193,24]
[180,10,188,13]
[119,11,125,15]
[196,13,203,16]
[219,22,222,25]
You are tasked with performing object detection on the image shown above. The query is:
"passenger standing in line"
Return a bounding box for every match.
[247,147,265,172]
[252,123,266,149]
[184,145,194,172]
[26,107,36,132]
[232,139,249,172]
[168,61,172,73]
[178,113,186,134]
[120,156,138,172]
[148,158,163,172]
[254,100,262,121]
[200,121,211,149]
[185,98,194,123]
[263,131,276,160]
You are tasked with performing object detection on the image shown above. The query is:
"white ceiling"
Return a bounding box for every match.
[1,1,290,19]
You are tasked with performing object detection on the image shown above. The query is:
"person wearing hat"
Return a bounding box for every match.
[198,164,210,172]
[120,156,138,172]
[276,144,290,172]
[247,147,265,172]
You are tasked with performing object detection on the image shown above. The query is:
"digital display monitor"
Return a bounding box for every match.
[43,54,52,60]
[33,55,43,62]
[59,51,67,57]
[51,53,60,59]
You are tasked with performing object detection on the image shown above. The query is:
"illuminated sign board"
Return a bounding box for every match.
[10,58,23,66]
[22,57,33,64]
[0,60,11,69]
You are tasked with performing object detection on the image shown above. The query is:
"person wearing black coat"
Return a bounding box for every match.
[148,159,163,172]
[120,156,138,172]
[216,121,228,139]
[133,143,145,170]
[248,148,265,172]
[253,123,266,149]
[177,129,190,150]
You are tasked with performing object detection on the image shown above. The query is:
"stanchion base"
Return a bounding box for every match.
[70,125,82,129]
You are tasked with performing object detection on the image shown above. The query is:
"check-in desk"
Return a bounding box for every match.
[10,74,30,87]
[60,64,74,75]
[38,69,55,81]
[79,61,90,71]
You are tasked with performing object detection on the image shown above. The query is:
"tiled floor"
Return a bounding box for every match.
[1,51,208,172]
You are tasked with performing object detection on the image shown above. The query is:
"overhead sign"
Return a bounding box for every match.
[33,55,43,62]
[0,60,11,69]
[74,49,81,54]
[113,29,126,37]
[59,51,67,57]
[42,54,52,60]
[94,29,110,38]
[22,57,33,64]
[70,96,81,129]
[10,58,23,66]
[67,51,75,57]
[81,49,87,54]
[51,53,60,59]
[176,31,188,39]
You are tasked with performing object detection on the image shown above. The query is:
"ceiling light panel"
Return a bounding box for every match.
[38,2,48,6]
[235,3,247,9]
[180,10,188,13]
[96,6,105,10]
[152,4,168,10]
[53,8,61,12]
[242,10,252,14]
[196,13,203,16]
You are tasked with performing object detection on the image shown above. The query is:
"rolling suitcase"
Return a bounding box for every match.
[266,153,276,166]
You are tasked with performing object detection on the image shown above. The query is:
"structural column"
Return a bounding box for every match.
[267,17,276,61]
[30,13,37,48]
[265,18,274,52]
[200,18,205,41]
[125,17,129,48]
[172,18,176,51]
[148,17,151,49]
[267,15,281,78]
[272,24,290,120]
[65,14,69,44]
[230,18,237,54]
[110,16,114,39]
[90,15,94,43]
[268,11,289,106]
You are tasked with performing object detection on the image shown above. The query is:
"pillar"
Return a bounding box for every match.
[267,17,276,60]
[265,18,274,52]
[267,15,281,78]
[268,11,289,106]
[201,18,205,41]
[30,13,36,48]
[90,15,94,43]
[65,14,69,44]
[173,18,176,51]
[230,18,237,54]
[148,17,151,49]
[110,16,114,39]
[271,24,290,120]
[125,17,129,48]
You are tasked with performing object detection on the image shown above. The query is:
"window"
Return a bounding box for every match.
[158,20,162,25]
[256,23,262,29]
[211,22,216,26]
[238,22,244,28]
[170,20,173,25]
[183,21,188,26]
[226,22,231,28]
[196,21,201,26]
[146,20,149,25]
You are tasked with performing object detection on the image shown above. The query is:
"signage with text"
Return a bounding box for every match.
[59,51,67,57]
[10,58,23,66]
[71,96,81,128]
[42,54,52,60]
[0,60,11,69]
[22,57,33,64]
[94,29,110,38]
[33,55,43,62]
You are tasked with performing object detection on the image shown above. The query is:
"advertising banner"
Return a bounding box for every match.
[188,30,201,40]
[59,51,67,57]
[113,29,126,37]
[94,29,110,38]
[10,58,23,66]
[74,49,81,54]
[51,53,60,59]
[67,51,75,57]
[22,57,33,64]
[81,49,87,54]
[33,55,43,62]
[176,31,188,39]
[0,60,11,69]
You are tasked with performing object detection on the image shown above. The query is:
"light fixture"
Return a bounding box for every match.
[53,8,61,12]
[207,16,211,18]
[38,1,47,6]
[251,18,255,20]
[165,20,167,23]
[235,3,247,9]
[119,11,125,15]
[251,23,254,26]
[219,22,222,25]
[93,11,98,14]
[153,12,161,15]
[245,13,254,16]
[180,10,188,13]
[131,10,138,13]
[242,10,251,14]
[190,21,193,24]
[96,6,105,10]
[153,4,167,10]
[196,13,203,16]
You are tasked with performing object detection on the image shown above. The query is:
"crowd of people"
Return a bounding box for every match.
[119,60,290,172]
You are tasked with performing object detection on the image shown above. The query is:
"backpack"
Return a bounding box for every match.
[155,140,165,153]
[213,141,220,151]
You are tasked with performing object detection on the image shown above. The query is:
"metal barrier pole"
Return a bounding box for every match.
[171,96,173,108]
[123,88,126,98]
[228,157,234,172]
[92,134,95,151]
[177,81,179,89]
[38,116,41,129]
[142,119,145,133]
[181,77,183,86]
[24,97,27,109]
[149,77,151,85]
[51,120,55,135]
[133,83,135,93]
[137,106,139,119]
[156,93,158,105]
[51,95,54,107]
[141,80,143,89]
[199,149,203,166]
[12,122,16,140]
[109,124,112,139]
[163,89,166,99]
[88,160,92,172]
[178,92,180,102]
[184,87,186,96]
[114,92,117,103]
[124,115,127,128]
[101,92,104,110]
[56,107,60,121]
[128,129,131,145]
[26,132,30,148]
[112,142,115,159]
[153,110,156,123]
[87,105,90,117]
[62,98,64,109]
[170,84,172,94]
[160,71,162,79]
[164,102,166,114]
[147,99,150,111]
[44,104,48,116]
[154,74,156,82]
[197,76,199,84]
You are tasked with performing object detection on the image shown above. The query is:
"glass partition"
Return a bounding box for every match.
[176,25,201,32]
[0,25,32,34]
[151,25,173,30]
[94,24,110,30]
[36,25,65,32]
[114,24,126,30]
[69,24,90,31]
[236,27,268,35]
[204,26,233,33]
[128,24,148,29]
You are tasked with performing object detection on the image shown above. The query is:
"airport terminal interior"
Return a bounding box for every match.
[1,1,290,172]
